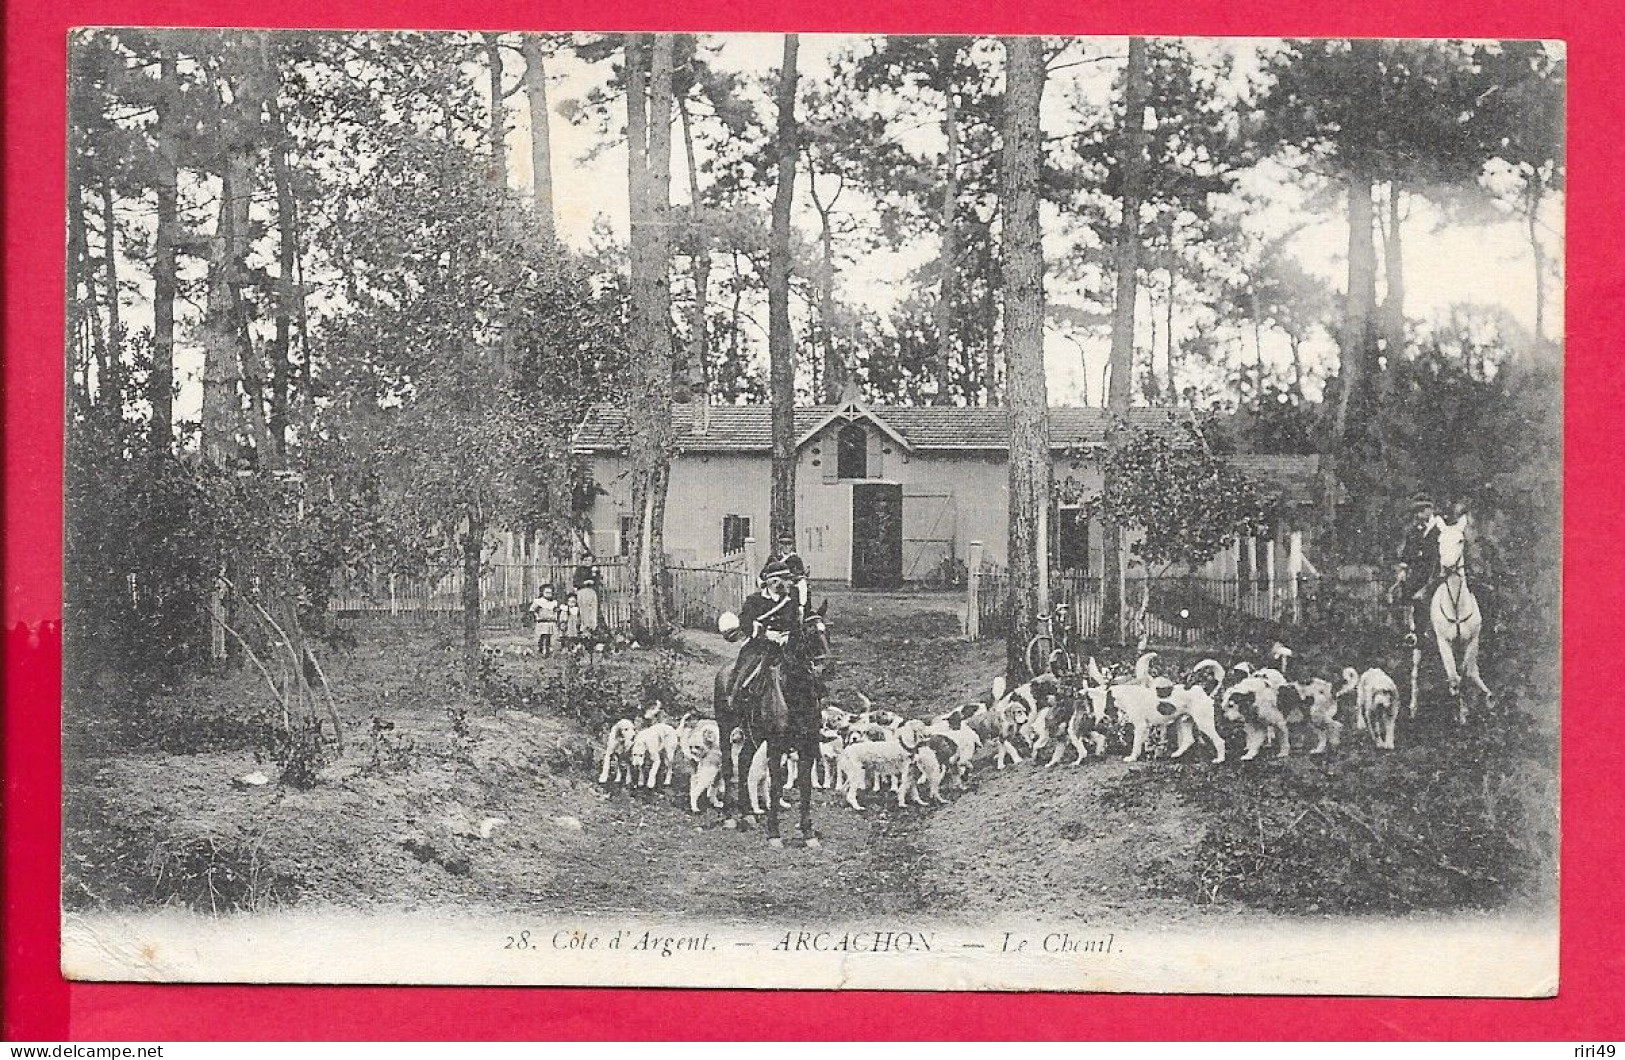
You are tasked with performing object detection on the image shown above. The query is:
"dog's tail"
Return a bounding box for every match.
[1086,656,1108,687]
[855,690,874,713]
[992,674,1008,703]
[1135,652,1159,686]
[1187,658,1225,688]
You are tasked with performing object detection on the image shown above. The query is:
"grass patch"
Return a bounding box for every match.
[1122,714,1556,914]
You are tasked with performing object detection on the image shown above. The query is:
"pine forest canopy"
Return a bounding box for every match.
[72,32,1563,427]
[65,29,1563,679]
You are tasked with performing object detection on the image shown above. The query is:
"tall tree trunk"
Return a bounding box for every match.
[1334,177,1377,446]
[65,136,88,409]
[1001,35,1049,680]
[461,504,486,685]
[1101,37,1148,645]
[1290,334,1304,398]
[201,165,244,466]
[728,251,745,398]
[1381,181,1405,359]
[807,156,847,404]
[100,174,123,411]
[1323,170,1377,537]
[984,249,999,405]
[1165,263,1177,401]
[201,42,274,466]
[229,185,274,464]
[202,41,275,664]
[295,209,313,425]
[816,205,841,402]
[484,34,508,185]
[269,99,296,457]
[934,36,962,406]
[678,96,709,402]
[84,185,109,403]
[626,34,676,642]
[150,50,180,454]
[1527,177,1547,348]
[521,34,555,241]
[1146,276,1159,399]
[767,33,800,547]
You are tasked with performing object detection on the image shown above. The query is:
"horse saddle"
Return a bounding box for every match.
[730,656,790,737]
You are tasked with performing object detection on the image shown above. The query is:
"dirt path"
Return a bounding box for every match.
[68,589,1123,920]
[64,588,1553,927]
[410,590,1203,922]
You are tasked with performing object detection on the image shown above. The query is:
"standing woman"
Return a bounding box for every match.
[573,550,603,644]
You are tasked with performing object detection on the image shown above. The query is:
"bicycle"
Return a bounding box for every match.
[1025,603,1076,679]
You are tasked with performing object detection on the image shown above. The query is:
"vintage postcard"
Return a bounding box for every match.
[60,29,1560,994]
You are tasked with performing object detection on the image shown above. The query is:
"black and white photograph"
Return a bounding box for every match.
[60,29,1562,993]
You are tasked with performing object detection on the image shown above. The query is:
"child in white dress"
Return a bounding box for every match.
[529,584,561,657]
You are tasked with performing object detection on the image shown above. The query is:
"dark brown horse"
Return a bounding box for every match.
[713,601,833,847]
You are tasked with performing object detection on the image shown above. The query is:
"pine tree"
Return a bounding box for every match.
[1001,35,1049,678]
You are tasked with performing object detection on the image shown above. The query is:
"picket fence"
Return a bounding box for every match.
[329,551,752,635]
[967,567,1395,646]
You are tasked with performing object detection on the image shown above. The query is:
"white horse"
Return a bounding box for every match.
[1413,514,1493,724]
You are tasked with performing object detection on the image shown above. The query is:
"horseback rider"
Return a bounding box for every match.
[726,556,804,725]
[1396,493,1444,645]
[768,533,810,611]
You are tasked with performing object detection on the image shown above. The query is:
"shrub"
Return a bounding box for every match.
[1132,721,1556,914]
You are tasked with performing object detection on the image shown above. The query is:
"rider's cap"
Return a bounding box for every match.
[1410,492,1434,511]
[759,558,794,582]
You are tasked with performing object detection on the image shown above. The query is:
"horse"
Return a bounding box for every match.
[1415,559,1493,725]
[712,600,834,848]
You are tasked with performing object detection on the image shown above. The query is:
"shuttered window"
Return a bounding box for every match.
[722,514,751,556]
[837,421,869,479]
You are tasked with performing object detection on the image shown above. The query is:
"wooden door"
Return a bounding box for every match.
[851,483,903,588]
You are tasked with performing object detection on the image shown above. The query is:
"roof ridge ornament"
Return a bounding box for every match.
[838,375,862,406]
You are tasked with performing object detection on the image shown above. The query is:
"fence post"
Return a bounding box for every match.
[743,537,760,583]
[389,573,398,617]
[966,540,983,640]
[1244,536,1259,615]
[1287,530,1303,624]
[1264,537,1277,621]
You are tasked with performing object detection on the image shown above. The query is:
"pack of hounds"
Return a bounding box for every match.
[597,644,1405,815]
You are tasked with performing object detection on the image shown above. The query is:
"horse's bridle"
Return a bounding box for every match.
[1439,561,1479,639]
[797,615,836,670]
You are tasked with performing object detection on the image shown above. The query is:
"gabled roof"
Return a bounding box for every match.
[572,403,1196,455]
[794,396,913,452]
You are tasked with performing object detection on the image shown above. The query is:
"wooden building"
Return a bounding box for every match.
[572,395,1322,588]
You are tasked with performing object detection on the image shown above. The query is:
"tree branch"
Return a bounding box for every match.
[209,609,292,734]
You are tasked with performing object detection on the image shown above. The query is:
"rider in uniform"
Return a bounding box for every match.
[766,534,810,612]
[728,558,802,719]
[1396,493,1443,645]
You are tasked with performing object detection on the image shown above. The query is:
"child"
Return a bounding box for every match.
[529,584,561,657]
[560,592,583,654]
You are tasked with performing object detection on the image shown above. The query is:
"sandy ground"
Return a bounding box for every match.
[63,589,1555,939]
